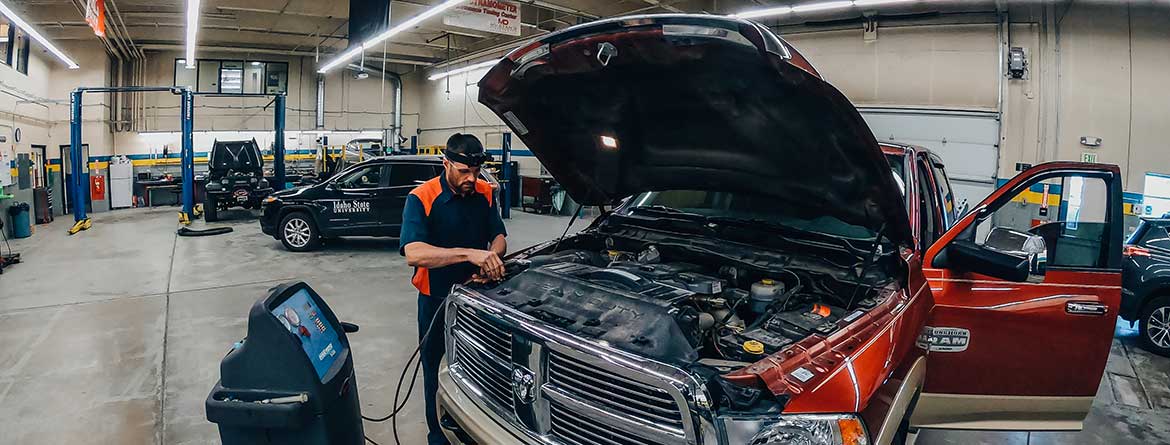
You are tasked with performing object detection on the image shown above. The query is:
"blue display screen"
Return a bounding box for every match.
[270,289,342,382]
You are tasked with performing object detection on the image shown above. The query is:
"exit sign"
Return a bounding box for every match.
[1082,152,1099,163]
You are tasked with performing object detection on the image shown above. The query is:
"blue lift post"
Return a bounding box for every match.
[69,86,195,232]
[501,132,511,219]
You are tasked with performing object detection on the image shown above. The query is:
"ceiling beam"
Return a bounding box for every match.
[639,0,684,13]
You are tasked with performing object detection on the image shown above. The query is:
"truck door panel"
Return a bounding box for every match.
[913,163,1123,431]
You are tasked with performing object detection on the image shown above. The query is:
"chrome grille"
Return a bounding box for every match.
[549,401,673,445]
[452,306,513,411]
[547,351,686,443]
[447,292,703,445]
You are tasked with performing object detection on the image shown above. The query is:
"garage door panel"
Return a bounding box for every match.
[860,108,1000,207]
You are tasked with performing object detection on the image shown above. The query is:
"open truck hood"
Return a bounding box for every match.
[478,14,912,246]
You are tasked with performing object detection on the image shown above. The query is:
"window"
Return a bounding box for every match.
[219,61,244,94]
[265,62,288,94]
[174,59,289,94]
[175,60,196,88]
[336,165,385,189]
[0,19,10,65]
[976,175,1111,269]
[929,158,957,228]
[197,60,220,92]
[12,28,27,74]
[1139,224,1170,249]
[916,159,941,248]
[244,61,264,94]
[0,18,28,74]
[389,164,439,187]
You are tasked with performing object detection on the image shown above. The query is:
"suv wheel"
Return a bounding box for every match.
[204,194,219,222]
[1139,295,1170,357]
[280,212,321,252]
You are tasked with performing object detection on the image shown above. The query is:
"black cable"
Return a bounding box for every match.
[364,434,381,445]
[361,305,443,422]
[359,302,447,445]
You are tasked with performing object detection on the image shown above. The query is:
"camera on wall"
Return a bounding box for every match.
[1007,47,1028,80]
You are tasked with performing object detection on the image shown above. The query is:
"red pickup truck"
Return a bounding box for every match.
[437,14,1123,445]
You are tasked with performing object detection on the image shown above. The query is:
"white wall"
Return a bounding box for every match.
[414,59,539,177]
[785,24,1000,110]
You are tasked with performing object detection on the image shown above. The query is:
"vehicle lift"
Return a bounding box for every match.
[67,87,287,233]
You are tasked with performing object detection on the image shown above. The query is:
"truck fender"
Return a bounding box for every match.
[872,356,926,445]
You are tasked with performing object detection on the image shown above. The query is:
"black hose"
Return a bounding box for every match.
[176,226,234,237]
[360,302,447,445]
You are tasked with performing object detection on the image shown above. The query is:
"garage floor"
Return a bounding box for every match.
[1,207,1168,445]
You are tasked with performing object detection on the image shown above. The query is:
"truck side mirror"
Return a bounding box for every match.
[944,239,1042,283]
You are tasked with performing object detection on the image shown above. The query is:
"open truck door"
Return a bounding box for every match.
[912,162,1123,431]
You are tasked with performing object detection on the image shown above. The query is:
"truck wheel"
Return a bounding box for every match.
[204,194,219,222]
[280,212,321,252]
[1139,295,1170,357]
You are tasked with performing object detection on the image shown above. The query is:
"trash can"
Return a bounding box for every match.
[7,202,30,238]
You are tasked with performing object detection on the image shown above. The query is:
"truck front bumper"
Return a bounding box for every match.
[437,358,537,445]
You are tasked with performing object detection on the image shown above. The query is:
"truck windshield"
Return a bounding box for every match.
[620,190,876,240]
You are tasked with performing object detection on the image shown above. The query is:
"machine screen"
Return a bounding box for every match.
[270,289,342,382]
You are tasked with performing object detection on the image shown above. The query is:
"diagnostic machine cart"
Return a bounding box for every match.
[206,282,363,444]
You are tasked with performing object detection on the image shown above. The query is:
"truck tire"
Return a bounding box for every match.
[204,194,219,222]
[280,211,321,252]
[1139,295,1170,357]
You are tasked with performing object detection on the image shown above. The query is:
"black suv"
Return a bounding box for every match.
[259,155,498,251]
[1122,218,1170,356]
[203,139,272,222]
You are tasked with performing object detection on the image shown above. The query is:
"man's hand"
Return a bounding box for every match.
[467,249,505,280]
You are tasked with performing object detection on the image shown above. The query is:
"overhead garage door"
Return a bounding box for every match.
[860,107,1000,208]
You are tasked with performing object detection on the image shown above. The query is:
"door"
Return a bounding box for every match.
[384,163,442,236]
[33,145,46,189]
[59,144,90,215]
[912,162,1123,431]
[323,163,387,235]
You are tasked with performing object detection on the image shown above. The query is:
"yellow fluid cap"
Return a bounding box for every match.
[760,279,775,285]
[743,340,765,355]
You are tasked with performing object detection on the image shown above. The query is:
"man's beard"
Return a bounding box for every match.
[457,181,474,195]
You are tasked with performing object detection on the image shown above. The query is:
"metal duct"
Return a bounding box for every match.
[345,63,403,150]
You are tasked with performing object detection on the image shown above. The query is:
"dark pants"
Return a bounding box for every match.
[418,293,449,445]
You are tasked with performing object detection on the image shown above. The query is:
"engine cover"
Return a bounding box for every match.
[477,261,707,364]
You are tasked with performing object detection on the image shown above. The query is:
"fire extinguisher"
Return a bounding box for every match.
[91,175,106,201]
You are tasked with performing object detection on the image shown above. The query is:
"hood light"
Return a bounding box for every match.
[601,136,618,149]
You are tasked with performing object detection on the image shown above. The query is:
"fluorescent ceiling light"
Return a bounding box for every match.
[186,0,200,68]
[733,0,919,19]
[854,0,917,5]
[427,58,500,81]
[318,47,363,74]
[732,6,792,18]
[319,0,469,74]
[0,0,78,68]
[792,0,854,13]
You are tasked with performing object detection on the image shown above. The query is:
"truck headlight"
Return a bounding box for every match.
[718,413,868,445]
[206,183,222,191]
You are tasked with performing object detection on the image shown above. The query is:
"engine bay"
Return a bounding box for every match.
[469,233,897,370]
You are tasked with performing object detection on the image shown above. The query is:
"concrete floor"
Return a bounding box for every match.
[1,207,1167,444]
